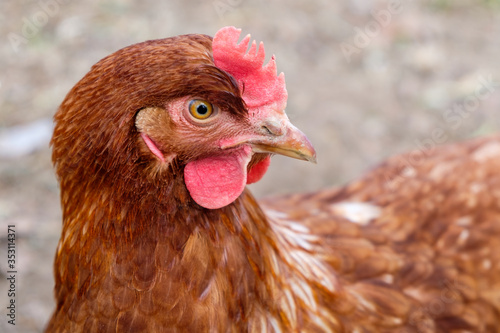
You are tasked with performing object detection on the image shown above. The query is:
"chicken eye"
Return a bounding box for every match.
[189,100,214,120]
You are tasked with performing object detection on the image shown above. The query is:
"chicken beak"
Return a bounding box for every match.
[250,114,317,163]
[219,111,317,163]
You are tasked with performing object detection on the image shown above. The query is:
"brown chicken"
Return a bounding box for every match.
[47,26,500,332]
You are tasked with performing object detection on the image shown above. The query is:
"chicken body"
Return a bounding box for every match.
[262,136,500,332]
[47,27,500,332]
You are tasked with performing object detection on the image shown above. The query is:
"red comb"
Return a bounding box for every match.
[212,26,287,111]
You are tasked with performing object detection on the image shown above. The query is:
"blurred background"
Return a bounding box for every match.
[0,0,499,331]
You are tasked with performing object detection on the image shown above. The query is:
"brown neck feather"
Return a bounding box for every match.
[51,160,287,330]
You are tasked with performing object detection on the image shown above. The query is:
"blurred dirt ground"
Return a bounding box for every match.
[1,0,500,332]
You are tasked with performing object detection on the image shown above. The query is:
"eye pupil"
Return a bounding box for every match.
[197,104,208,115]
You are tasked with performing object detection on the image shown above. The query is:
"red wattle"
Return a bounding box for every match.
[246,156,271,184]
[184,146,252,209]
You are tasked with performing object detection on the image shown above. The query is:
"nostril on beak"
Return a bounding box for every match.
[261,125,273,135]
[261,120,284,136]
